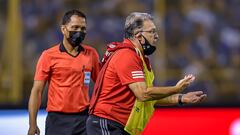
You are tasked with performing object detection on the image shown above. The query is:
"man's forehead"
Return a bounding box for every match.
[68,15,86,25]
[143,20,156,29]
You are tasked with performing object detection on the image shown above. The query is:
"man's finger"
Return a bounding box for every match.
[190,91,204,96]
[189,76,195,82]
[183,75,195,83]
[194,94,207,103]
[199,94,207,101]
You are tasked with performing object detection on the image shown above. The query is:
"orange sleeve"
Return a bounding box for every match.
[91,49,101,83]
[34,51,51,81]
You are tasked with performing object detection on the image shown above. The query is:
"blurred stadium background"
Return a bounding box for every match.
[1,0,239,108]
[0,0,240,134]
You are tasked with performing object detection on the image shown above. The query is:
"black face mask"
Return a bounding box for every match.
[67,31,86,47]
[141,36,156,56]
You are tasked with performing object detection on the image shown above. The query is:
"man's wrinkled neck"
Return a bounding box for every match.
[128,38,144,54]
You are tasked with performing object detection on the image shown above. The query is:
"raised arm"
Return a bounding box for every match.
[128,75,195,102]
[155,91,207,106]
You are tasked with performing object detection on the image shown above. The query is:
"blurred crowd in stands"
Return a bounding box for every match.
[0,0,239,107]
[163,0,240,105]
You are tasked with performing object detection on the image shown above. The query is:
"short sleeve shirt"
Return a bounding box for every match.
[34,43,100,113]
[93,41,145,125]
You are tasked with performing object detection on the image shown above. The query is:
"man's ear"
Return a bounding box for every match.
[61,25,66,35]
[135,32,145,44]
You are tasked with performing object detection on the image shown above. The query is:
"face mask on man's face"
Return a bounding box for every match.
[141,36,156,56]
[67,31,86,47]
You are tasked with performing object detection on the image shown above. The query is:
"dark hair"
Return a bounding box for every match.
[62,9,86,25]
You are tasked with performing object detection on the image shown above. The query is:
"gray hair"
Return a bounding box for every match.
[124,12,153,39]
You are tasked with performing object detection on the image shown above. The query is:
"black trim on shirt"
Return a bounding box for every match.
[59,42,84,57]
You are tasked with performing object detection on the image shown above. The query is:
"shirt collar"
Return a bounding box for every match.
[59,42,84,53]
[123,38,135,49]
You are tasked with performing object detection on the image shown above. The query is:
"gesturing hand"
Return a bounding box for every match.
[182,91,207,104]
[175,74,195,93]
